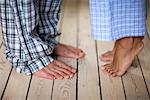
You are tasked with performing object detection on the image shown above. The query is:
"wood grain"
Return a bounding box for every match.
[0,27,12,98]
[138,35,150,96]
[77,0,101,100]
[2,70,30,100]
[27,77,53,100]
[122,57,150,100]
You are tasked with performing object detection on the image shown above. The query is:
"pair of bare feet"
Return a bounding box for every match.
[34,43,85,80]
[34,37,144,79]
[100,37,144,77]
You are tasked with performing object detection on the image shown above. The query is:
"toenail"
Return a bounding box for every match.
[58,76,63,79]
[101,67,105,70]
[70,74,74,78]
[65,76,70,79]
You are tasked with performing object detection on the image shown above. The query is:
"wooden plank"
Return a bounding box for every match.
[0,27,2,45]
[0,48,11,97]
[147,1,150,37]
[138,35,150,96]
[77,0,101,100]
[97,41,126,100]
[0,46,12,98]
[27,77,53,100]
[0,28,12,98]
[122,57,150,100]
[51,0,77,100]
[2,70,31,100]
[146,12,150,36]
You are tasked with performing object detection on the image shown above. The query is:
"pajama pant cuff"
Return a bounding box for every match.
[21,55,54,75]
[22,38,58,75]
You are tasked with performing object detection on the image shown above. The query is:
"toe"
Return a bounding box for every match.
[34,69,55,80]
[100,51,113,62]
[79,51,85,58]
[102,51,112,57]
[105,67,114,76]
[55,60,77,73]
[67,50,79,59]
[101,64,111,70]
[111,73,117,77]
[101,65,107,71]
[48,68,65,79]
[108,69,117,77]
[52,66,74,79]
[66,45,85,59]
[44,68,63,79]
[116,71,126,77]
[101,65,109,75]
[101,64,116,76]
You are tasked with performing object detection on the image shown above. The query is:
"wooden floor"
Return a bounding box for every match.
[0,0,150,100]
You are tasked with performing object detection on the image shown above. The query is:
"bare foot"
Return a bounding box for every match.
[100,48,115,62]
[54,43,85,59]
[100,42,117,62]
[101,37,144,77]
[33,60,76,80]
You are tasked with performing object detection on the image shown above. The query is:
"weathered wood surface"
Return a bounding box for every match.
[0,0,150,100]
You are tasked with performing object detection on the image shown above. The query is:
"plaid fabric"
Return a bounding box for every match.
[90,0,146,41]
[0,0,61,75]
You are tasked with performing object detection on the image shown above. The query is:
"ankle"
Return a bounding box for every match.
[117,37,133,50]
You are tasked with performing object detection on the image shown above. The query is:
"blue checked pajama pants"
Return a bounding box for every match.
[90,0,146,41]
